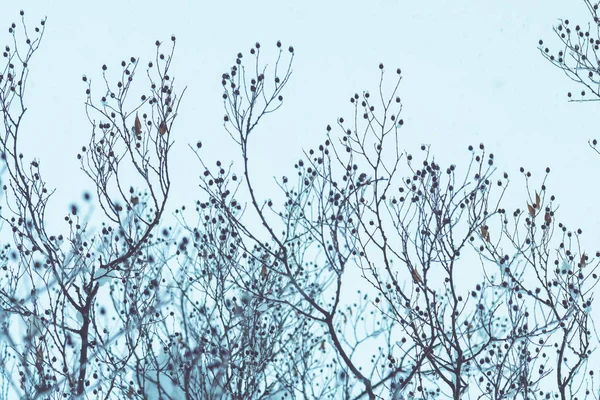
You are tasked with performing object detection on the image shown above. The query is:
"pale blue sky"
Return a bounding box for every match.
[1,1,599,397]
[0,0,597,244]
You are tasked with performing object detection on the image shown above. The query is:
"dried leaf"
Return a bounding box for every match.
[411,268,423,284]
[261,264,267,279]
[580,253,587,268]
[535,191,541,209]
[159,120,167,135]
[544,212,552,225]
[321,340,326,351]
[134,114,142,135]
[481,225,490,243]
[527,203,535,217]
[36,344,43,366]
[131,196,139,205]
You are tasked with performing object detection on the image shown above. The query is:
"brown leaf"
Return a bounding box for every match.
[535,191,541,209]
[527,203,535,217]
[481,225,490,243]
[321,340,326,351]
[159,120,167,135]
[544,212,552,225]
[131,196,139,205]
[411,268,423,284]
[36,344,43,367]
[134,114,142,135]
[580,253,587,268]
[261,264,267,279]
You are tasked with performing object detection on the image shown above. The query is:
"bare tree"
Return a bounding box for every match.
[161,40,599,399]
[0,9,598,400]
[539,0,600,154]
[0,12,184,399]
[539,0,600,102]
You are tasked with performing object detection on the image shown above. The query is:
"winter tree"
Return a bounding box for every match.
[0,9,597,400]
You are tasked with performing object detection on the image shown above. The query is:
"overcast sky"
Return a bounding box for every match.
[0,0,597,247]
